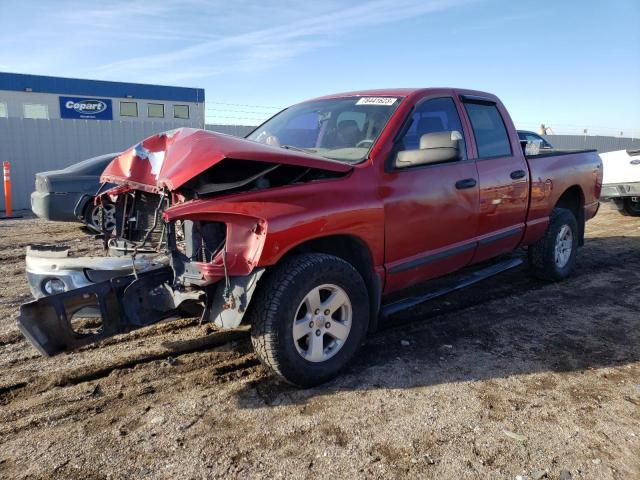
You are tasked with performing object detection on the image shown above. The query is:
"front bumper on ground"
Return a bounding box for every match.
[19,245,266,356]
[18,266,176,356]
[26,245,165,299]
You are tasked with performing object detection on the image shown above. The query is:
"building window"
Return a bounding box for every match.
[0,102,7,118]
[120,101,138,117]
[174,104,189,119]
[148,103,164,118]
[23,104,49,119]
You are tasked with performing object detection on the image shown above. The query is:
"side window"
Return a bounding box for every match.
[398,97,466,159]
[463,102,511,158]
[148,103,164,118]
[0,102,7,118]
[120,101,138,117]
[174,104,190,119]
[23,104,49,119]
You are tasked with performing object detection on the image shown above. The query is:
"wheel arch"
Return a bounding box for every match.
[80,195,96,220]
[278,234,382,333]
[555,185,586,246]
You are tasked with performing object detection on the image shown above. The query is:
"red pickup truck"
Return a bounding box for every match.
[19,88,602,387]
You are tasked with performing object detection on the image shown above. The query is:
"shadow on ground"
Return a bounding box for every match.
[231,234,640,408]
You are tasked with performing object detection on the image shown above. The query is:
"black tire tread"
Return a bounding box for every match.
[249,253,368,386]
[528,207,578,281]
[622,198,640,217]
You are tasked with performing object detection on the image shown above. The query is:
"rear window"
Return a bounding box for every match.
[464,102,511,158]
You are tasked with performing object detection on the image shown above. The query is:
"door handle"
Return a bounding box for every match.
[510,169,526,179]
[455,178,477,189]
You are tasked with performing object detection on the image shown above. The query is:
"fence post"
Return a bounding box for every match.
[3,161,12,217]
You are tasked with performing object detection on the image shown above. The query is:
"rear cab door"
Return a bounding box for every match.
[459,94,530,264]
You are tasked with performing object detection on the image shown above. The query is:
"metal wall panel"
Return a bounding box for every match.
[0,118,192,210]
[4,119,639,212]
[543,135,640,153]
[0,120,253,211]
[205,124,255,137]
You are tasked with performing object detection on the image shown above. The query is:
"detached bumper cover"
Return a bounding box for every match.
[26,245,165,299]
[17,266,175,356]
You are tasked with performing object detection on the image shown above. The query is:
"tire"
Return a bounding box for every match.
[84,200,116,232]
[249,253,369,387]
[621,198,640,217]
[528,208,579,281]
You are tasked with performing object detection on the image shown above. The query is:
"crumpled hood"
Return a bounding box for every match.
[101,128,352,191]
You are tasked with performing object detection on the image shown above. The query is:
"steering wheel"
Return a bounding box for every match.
[356,139,374,148]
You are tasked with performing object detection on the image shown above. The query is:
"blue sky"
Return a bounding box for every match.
[1,0,638,135]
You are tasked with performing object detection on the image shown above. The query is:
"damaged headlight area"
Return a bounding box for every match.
[166,212,268,329]
[19,211,269,355]
[166,213,267,287]
[92,188,171,254]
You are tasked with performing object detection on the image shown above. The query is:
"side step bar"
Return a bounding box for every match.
[381,257,523,318]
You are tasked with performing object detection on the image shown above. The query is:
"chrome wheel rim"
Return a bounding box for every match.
[554,224,573,268]
[292,283,352,363]
[90,203,116,231]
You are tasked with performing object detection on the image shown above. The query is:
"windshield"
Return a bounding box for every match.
[247,96,402,163]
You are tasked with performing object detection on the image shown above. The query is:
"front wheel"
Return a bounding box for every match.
[249,253,369,387]
[85,201,116,232]
[528,208,579,281]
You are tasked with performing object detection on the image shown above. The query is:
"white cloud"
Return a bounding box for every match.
[0,0,474,83]
[91,0,474,81]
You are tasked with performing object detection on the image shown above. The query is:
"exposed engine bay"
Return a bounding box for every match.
[19,128,351,356]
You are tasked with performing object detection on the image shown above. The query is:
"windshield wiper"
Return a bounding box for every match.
[281,145,314,153]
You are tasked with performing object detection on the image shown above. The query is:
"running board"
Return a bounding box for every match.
[381,257,523,318]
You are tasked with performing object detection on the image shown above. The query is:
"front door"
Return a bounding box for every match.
[383,96,479,293]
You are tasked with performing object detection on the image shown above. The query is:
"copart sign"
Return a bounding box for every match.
[59,96,113,120]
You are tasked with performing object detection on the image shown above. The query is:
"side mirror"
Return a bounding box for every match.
[394,131,463,169]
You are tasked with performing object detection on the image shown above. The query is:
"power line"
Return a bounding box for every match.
[205,107,277,116]
[205,114,265,121]
[205,100,283,110]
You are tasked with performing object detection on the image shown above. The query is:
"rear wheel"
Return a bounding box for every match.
[528,208,579,281]
[249,253,369,387]
[622,198,640,216]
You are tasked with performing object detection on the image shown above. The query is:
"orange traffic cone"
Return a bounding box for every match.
[2,161,21,219]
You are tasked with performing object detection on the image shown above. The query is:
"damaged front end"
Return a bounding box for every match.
[17,127,350,356]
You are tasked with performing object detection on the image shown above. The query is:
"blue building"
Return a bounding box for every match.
[0,72,205,210]
[0,72,204,124]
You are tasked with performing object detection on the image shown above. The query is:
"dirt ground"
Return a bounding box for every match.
[0,207,638,479]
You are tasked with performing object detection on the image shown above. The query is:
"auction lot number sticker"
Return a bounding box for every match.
[355,97,397,106]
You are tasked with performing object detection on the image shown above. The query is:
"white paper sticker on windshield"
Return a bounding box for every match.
[355,97,397,106]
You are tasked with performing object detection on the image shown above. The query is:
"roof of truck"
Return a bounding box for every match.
[306,88,499,103]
